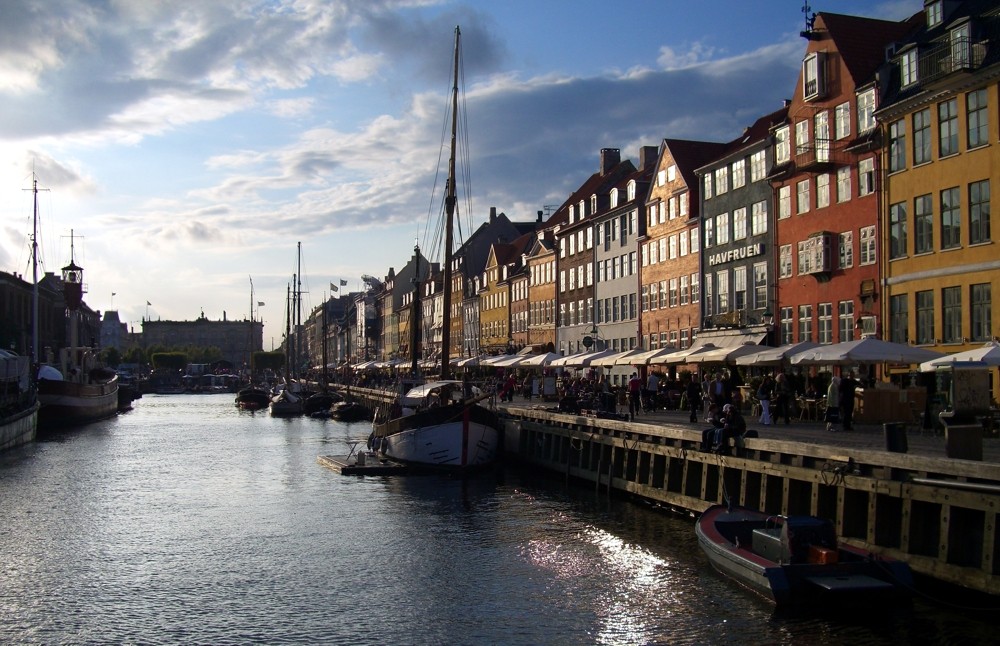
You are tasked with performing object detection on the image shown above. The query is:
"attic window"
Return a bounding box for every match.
[610,188,619,209]
[925,1,942,28]
[627,180,636,201]
[900,48,918,87]
[590,194,597,213]
[803,52,826,101]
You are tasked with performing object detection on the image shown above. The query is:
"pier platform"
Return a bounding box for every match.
[317,454,411,476]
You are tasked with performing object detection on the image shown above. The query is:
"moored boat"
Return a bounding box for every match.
[235,385,270,411]
[0,352,39,451]
[368,27,500,472]
[696,504,913,606]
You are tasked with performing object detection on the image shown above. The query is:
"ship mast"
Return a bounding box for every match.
[440,25,460,381]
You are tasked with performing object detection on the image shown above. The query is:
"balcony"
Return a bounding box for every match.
[918,37,988,86]
[794,139,847,172]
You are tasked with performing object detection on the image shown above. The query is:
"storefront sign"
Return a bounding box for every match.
[707,243,765,267]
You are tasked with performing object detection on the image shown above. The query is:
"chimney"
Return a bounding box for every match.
[537,210,543,223]
[490,206,497,222]
[639,146,658,171]
[600,148,621,175]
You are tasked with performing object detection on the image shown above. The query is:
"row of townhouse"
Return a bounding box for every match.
[313,1,998,383]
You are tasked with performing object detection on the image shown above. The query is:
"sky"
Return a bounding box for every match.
[0,0,923,346]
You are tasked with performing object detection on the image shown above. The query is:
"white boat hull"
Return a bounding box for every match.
[383,419,498,468]
[38,378,119,430]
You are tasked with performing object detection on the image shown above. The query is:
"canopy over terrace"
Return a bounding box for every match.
[685,342,767,366]
[590,347,648,367]
[648,343,720,366]
[734,341,820,367]
[518,352,562,368]
[919,341,1000,372]
[550,348,616,368]
[789,338,944,366]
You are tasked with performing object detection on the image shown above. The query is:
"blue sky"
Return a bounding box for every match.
[0,0,921,344]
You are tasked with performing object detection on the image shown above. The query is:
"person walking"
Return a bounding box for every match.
[774,372,793,425]
[686,376,702,423]
[838,371,859,431]
[757,374,774,426]
[645,371,660,412]
[825,375,841,431]
[627,373,643,420]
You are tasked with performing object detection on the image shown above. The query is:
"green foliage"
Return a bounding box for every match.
[99,346,122,367]
[252,351,285,373]
[151,352,187,370]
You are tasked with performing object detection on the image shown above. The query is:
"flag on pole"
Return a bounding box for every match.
[340,279,348,286]
[112,292,116,296]
[257,301,265,307]
[146,301,151,306]
[330,282,338,292]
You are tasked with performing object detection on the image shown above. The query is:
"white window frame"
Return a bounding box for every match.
[835,102,850,140]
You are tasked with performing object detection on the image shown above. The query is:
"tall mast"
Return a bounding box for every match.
[440,25,460,381]
[284,282,291,385]
[410,244,421,376]
[296,241,302,381]
[31,177,41,363]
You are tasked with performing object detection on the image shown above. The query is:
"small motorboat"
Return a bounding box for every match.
[329,400,370,422]
[696,504,912,606]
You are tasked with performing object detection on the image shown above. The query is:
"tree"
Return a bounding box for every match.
[99,346,122,367]
[151,352,187,371]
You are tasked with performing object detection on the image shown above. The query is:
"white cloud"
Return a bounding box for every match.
[657,41,719,70]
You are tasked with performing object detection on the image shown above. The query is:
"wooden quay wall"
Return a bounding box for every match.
[500,405,1000,597]
[338,385,1000,596]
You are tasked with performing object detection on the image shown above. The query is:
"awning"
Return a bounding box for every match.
[590,347,647,367]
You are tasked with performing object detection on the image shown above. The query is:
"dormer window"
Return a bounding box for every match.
[590,194,597,213]
[627,180,636,201]
[900,48,918,87]
[803,52,826,101]
[950,21,971,69]
[579,199,585,217]
[568,204,575,223]
[925,0,942,28]
[610,188,619,209]
[774,125,790,165]
[857,88,876,132]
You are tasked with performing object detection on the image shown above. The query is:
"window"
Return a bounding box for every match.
[703,275,713,316]
[680,230,688,256]
[857,89,875,132]
[649,282,659,311]
[779,244,793,278]
[641,284,649,312]
[691,273,699,303]
[839,231,853,269]
[657,170,666,187]
[669,278,678,307]
[913,108,931,165]
[889,120,906,172]
[796,179,810,214]
[916,291,934,344]
[942,286,962,343]
[780,307,794,345]
[668,234,677,259]
[775,126,790,165]
[703,173,713,199]
[751,201,767,236]
[817,173,830,208]
[704,219,714,248]
[778,185,791,219]
[798,234,833,274]
[803,52,825,100]
[627,180,636,201]
[753,262,767,309]
[939,99,958,157]
[858,158,875,196]
[689,227,698,251]
[751,150,766,182]
[900,49,918,87]
[733,207,747,240]
[716,212,730,245]
[798,305,813,342]
[814,111,830,162]
[890,295,908,343]
[732,159,746,189]
[969,180,990,245]
[951,22,970,69]
[818,302,833,344]
[838,301,855,343]
[835,102,851,140]
[734,266,747,310]
[941,187,961,249]
[715,167,728,194]
[926,0,942,27]
[680,275,690,305]
[795,120,810,155]
[836,167,851,203]
[971,283,992,342]
[889,201,907,259]
[860,226,876,265]
[667,165,676,182]
[668,197,676,220]
[717,271,729,312]
[610,188,619,209]
[915,194,933,254]
[968,88,988,148]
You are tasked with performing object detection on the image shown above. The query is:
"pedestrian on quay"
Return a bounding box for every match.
[628,372,643,420]
[710,372,731,407]
[824,375,840,431]
[686,376,702,423]
[838,371,859,431]
[757,374,774,426]
[645,371,660,412]
[774,372,793,425]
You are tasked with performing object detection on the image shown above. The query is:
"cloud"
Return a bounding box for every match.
[657,41,719,70]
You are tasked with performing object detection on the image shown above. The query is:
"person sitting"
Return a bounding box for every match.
[717,403,747,454]
[701,404,724,451]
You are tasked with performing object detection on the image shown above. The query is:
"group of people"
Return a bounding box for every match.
[825,371,861,432]
[755,373,795,426]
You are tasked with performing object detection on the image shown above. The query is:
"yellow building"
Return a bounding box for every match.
[879,1,998,377]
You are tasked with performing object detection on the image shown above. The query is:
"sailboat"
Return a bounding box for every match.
[37,230,119,430]
[0,178,42,450]
[369,26,500,470]
[269,282,303,417]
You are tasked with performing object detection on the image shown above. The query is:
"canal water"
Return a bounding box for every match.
[1,394,996,645]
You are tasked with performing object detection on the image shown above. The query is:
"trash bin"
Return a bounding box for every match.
[883,422,908,453]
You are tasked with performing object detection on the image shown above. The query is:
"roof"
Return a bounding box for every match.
[661,138,728,195]
[816,12,923,86]
[696,105,789,173]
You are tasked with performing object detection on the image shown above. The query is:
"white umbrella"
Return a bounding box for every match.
[620,347,678,365]
[550,348,616,368]
[492,354,528,367]
[789,338,945,366]
[518,352,562,367]
[649,343,719,366]
[590,347,647,367]
[734,341,820,366]
[454,355,485,367]
[685,343,765,365]
[919,341,1000,372]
